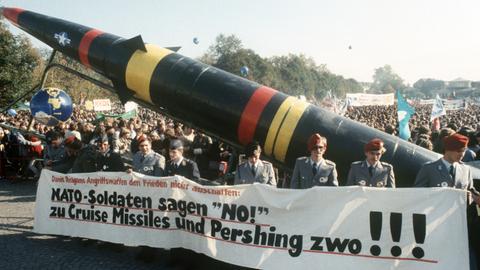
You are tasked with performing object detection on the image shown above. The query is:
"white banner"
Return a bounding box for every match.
[419,99,435,105]
[443,99,466,111]
[93,99,112,111]
[346,93,394,106]
[34,170,469,270]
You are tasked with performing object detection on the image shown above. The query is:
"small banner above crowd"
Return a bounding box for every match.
[346,93,395,107]
[419,98,467,111]
[34,170,469,270]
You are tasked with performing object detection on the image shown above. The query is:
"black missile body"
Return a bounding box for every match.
[4,7,470,187]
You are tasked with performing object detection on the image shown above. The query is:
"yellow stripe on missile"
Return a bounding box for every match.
[125,44,172,104]
[264,97,309,162]
[273,99,308,161]
[264,97,296,156]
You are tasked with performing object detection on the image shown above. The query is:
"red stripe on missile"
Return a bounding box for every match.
[78,29,104,68]
[2,8,25,26]
[238,86,277,145]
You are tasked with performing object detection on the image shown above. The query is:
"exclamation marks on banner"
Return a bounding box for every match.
[412,213,426,259]
[369,211,382,256]
[390,213,402,257]
[369,212,426,258]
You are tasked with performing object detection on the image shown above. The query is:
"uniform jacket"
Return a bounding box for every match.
[165,158,200,181]
[347,160,395,188]
[97,150,125,172]
[414,158,473,189]
[290,157,338,189]
[132,151,165,176]
[234,160,276,186]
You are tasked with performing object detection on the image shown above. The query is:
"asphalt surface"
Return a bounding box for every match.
[0,179,250,270]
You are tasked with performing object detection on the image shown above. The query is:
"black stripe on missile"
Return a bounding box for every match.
[16,10,92,62]
[254,92,289,147]
[149,53,259,141]
[191,67,260,141]
[87,33,122,75]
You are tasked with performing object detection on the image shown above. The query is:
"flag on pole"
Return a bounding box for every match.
[396,90,415,140]
[430,95,446,131]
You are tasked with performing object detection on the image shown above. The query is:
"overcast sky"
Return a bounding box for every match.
[2,0,479,84]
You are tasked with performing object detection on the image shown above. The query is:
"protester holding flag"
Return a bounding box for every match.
[430,95,447,131]
[396,90,415,141]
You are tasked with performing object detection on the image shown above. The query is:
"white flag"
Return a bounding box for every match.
[430,95,446,121]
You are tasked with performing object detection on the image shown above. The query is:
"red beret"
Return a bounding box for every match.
[137,135,149,144]
[364,138,385,152]
[64,136,82,150]
[307,133,326,151]
[444,133,468,151]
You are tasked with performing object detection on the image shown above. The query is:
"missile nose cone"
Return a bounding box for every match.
[1,7,25,25]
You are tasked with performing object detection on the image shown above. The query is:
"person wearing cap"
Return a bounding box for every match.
[62,136,97,173]
[415,133,478,190]
[165,139,200,181]
[290,133,338,189]
[234,142,276,186]
[132,137,165,176]
[43,131,66,169]
[95,135,125,172]
[415,133,480,270]
[346,138,395,188]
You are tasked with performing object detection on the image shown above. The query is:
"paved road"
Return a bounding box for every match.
[0,180,248,270]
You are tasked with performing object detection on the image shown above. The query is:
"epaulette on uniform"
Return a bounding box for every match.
[325,159,336,166]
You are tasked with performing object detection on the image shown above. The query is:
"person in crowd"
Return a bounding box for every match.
[290,133,338,189]
[189,132,212,177]
[131,137,165,176]
[165,139,200,181]
[414,133,480,270]
[0,128,6,180]
[346,138,395,187]
[95,135,125,172]
[44,131,65,169]
[56,136,97,173]
[113,127,132,158]
[234,141,276,186]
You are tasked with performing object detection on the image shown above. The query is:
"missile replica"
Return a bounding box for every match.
[2,7,467,186]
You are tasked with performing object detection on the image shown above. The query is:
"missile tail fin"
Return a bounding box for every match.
[117,35,147,52]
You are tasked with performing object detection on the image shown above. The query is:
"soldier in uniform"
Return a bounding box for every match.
[290,133,338,189]
[132,137,165,176]
[234,141,276,186]
[95,135,125,172]
[414,133,480,270]
[415,133,478,190]
[346,138,395,188]
[165,139,200,181]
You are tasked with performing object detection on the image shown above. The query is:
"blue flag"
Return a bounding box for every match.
[396,90,415,140]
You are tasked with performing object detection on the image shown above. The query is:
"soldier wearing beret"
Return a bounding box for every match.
[415,133,480,270]
[165,139,200,181]
[415,133,478,191]
[290,133,338,189]
[347,138,395,188]
[234,141,276,186]
[132,137,165,176]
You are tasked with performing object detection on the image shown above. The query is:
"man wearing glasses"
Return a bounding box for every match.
[346,138,395,188]
[290,133,338,189]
